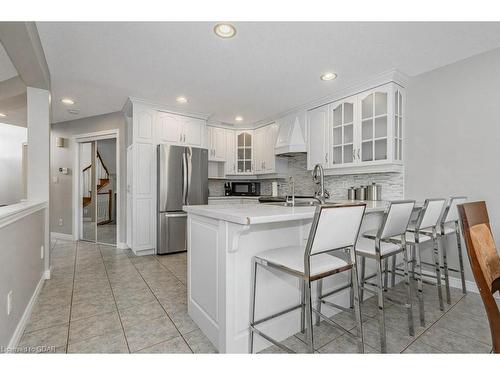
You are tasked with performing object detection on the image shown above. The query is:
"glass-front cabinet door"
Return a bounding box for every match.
[330,97,356,167]
[394,89,403,161]
[359,87,389,164]
[236,130,253,173]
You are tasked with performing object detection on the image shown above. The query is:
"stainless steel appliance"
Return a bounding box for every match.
[157,144,208,255]
[230,181,260,196]
[366,183,382,201]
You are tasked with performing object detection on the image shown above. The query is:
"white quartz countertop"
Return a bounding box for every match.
[184,200,396,225]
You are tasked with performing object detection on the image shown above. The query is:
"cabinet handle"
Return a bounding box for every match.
[325,154,328,163]
[179,133,182,142]
[183,134,186,143]
[357,149,360,159]
[352,149,355,160]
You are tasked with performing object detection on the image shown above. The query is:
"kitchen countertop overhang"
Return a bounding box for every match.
[184,200,401,225]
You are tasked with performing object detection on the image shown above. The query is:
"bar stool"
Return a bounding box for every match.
[355,200,415,353]
[249,203,366,353]
[422,196,468,304]
[396,198,447,326]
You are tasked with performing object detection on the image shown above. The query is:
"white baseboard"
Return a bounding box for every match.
[7,275,45,349]
[43,267,51,280]
[50,232,73,241]
[117,242,129,250]
[133,248,155,256]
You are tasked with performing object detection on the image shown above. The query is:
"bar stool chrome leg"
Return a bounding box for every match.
[440,236,451,304]
[360,256,366,302]
[402,243,415,336]
[415,242,425,327]
[300,280,305,333]
[432,236,445,311]
[391,255,397,287]
[249,259,258,353]
[455,222,467,294]
[304,279,314,353]
[349,269,355,309]
[350,254,364,353]
[315,279,323,326]
[383,258,389,291]
[375,257,387,353]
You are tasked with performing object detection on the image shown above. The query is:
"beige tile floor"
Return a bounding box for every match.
[16,239,496,354]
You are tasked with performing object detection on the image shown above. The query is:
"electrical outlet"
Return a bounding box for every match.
[58,218,63,226]
[41,245,44,259]
[7,291,13,315]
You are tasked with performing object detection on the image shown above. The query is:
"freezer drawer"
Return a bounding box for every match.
[157,212,187,255]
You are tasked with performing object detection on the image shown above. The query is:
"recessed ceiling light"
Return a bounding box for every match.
[235,116,243,122]
[214,23,236,39]
[320,72,337,81]
[61,98,75,105]
[176,96,188,104]
[0,113,7,117]
[68,109,80,115]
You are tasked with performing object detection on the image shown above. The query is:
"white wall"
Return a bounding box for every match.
[0,123,27,206]
[50,112,126,242]
[406,47,500,281]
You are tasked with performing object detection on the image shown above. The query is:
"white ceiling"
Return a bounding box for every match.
[0,42,18,82]
[36,22,500,125]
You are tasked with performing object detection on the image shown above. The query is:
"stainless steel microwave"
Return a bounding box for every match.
[230,182,261,196]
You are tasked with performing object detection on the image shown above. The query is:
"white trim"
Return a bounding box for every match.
[420,273,500,301]
[7,275,45,349]
[124,97,210,121]
[0,201,47,229]
[43,268,51,279]
[117,242,129,250]
[133,248,155,256]
[50,232,73,241]
[72,129,120,246]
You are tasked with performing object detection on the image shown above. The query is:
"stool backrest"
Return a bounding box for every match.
[442,196,467,223]
[306,203,366,256]
[378,200,415,239]
[416,198,446,230]
[457,201,500,353]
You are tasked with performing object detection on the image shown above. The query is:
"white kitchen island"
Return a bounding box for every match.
[184,201,404,353]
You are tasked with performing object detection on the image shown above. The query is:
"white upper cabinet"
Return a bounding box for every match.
[264,123,279,173]
[225,129,236,175]
[207,126,226,161]
[157,111,204,147]
[182,117,203,146]
[307,105,330,170]
[235,130,253,174]
[330,96,357,167]
[157,111,182,144]
[307,82,404,173]
[253,127,266,174]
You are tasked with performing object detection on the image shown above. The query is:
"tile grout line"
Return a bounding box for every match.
[128,255,194,353]
[64,240,78,353]
[99,244,133,353]
[399,292,466,353]
[152,254,187,287]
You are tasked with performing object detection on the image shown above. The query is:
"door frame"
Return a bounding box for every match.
[72,129,121,246]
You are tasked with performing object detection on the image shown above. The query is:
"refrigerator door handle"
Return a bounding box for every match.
[182,150,188,205]
[186,147,193,205]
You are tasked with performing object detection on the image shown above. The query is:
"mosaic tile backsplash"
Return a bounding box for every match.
[209,153,404,201]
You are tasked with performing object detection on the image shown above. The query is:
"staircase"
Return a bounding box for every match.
[82,151,113,225]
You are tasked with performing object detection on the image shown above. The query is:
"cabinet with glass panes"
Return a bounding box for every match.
[235,130,254,174]
[324,82,404,172]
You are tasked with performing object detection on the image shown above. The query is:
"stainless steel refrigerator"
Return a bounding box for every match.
[157,144,208,255]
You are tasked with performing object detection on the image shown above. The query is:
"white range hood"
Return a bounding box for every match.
[274,114,307,155]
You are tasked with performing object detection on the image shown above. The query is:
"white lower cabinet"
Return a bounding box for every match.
[307,82,404,174]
